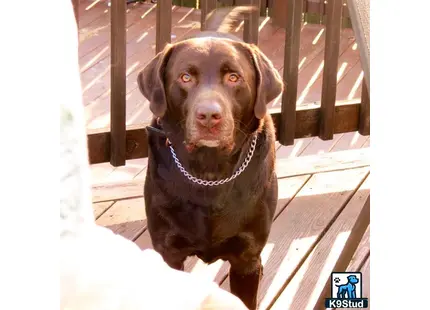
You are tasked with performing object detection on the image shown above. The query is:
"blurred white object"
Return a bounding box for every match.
[58,1,246,309]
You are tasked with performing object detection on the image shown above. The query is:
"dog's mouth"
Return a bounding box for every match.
[184,136,235,153]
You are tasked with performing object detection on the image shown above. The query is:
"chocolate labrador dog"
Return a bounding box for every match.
[137,7,283,309]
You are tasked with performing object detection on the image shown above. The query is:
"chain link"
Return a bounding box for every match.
[169,134,258,186]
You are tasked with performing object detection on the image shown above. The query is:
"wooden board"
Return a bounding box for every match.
[87,101,363,164]
[276,147,369,178]
[96,197,147,241]
[306,39,360,104]
[360,256,370,304]
[105,158,148,182]
[276,137,314,159]
[346,225,369,272]
[92,177,145,203]
[90,161,116,183]
[299,134,343,157]
[91,147,368,202]
[220,167,369,309]
[336,60,363,101]
[78,0,110,29]
[330,131,368,152]
[270,175,370,310]
[84,7,200,128]
[92,201,115,219]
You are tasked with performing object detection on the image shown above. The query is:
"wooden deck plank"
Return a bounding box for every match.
[90,162,116,183]
[85,8,201,128]
[78,0,109,28]
[93,201,115,219]
[96,197,146,241]
[91,148,368,202]
[276,147,369,179]
[276,137,314,159]
[271,23,326,74]
[363,137,370,147]
[346,225,369,272]
[78,3,146,58]
[79,4,163,73]
[293,29,355,107]
[306,38,359,103]
[80,5,183,105]
[220,167,370,309]
[336,60,363,101]
[360,256,370,305]
[299,134,343,157]
[269,175,370,310]
[92,178,144,203]
[330,131,369,152]
[105,158,148,182]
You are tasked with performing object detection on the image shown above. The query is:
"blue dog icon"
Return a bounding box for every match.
[336,275,359,299]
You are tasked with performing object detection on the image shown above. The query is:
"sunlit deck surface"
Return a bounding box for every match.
[79,1,364,131]
[82,1,370,308]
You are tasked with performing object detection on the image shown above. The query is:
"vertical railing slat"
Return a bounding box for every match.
[200,0,218,31]
[236,0,260,45]
[319,0,342,141]
[156,0,172,54]
[279,0,303,146]
[110,0,127,166]
[267,0,274,17]
[260,0,268,16]
[359,81,370,135]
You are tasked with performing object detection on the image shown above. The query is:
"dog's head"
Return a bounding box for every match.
[137,7,283,153]
[347,275,359,284]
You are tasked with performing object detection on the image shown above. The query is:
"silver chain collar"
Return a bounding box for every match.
[169,134,258,186]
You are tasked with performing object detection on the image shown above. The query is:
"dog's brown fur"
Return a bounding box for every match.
[137,6,284,309]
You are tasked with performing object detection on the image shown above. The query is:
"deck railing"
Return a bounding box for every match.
[73,0,370,166]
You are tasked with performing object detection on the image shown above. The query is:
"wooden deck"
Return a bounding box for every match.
[78,1,364,131]
[91,146,370,310]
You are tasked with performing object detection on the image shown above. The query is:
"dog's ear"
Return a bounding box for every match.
[137,44,174,117]
[247,44,284,119]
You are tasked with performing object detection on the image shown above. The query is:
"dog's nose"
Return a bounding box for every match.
[195,103,222,128]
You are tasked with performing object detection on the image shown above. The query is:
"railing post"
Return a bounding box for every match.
[346,0,369,90]
[260,0,267,17]
[279,0,303,146]
[236,0,260,45]
[156,0,172,54]
[319,0,342,141]
[200,0,218,31]
[110,0,127,167]
[359,80,370,135]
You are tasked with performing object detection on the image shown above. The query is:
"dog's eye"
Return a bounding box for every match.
[228,73,240,83]
[180,73,192,83]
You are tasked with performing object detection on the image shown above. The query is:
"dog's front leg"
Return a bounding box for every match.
[229,257,263,310]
